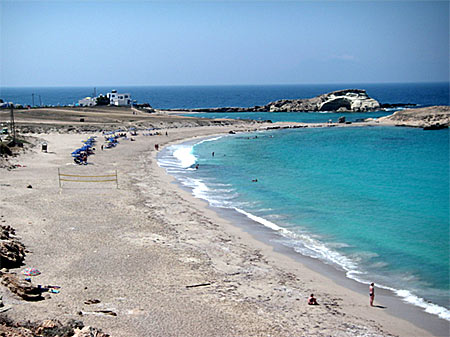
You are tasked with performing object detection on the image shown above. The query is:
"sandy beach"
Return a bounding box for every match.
[0,110,448,336]
[2,0,449,332]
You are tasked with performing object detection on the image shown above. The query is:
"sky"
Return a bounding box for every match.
[0,0,449,87]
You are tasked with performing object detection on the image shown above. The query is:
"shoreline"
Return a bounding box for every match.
[154,127,450,336]
[0,123,447,336]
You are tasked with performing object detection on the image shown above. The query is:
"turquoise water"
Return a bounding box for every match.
[180,111,392,124]
[158,126,449,320]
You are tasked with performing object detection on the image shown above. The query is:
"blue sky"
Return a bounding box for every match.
[1,1,448,86]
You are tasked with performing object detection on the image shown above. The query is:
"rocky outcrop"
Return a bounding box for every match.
[372,106,450,128]
[170,89,381,113]
[380,103,417,109]
[0,225,26,268]
[263,89,380,112]
[0,272,44,301]
[0,318,110,337]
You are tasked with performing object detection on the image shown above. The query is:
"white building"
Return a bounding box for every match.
[107,90,132,106]
[78,97,97,107]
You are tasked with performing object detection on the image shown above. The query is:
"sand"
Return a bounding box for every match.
[0,122,447,336]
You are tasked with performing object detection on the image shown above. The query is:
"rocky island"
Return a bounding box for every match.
[258,89,381,112]
[171,89,381,113]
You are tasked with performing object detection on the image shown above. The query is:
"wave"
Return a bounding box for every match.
[195,135,224,146]
[234,208,289,233]
[172,146,197,168]
[207,182,233,188]
[162,135,225,170]
[233,208,362,276]
[394,289,450,320]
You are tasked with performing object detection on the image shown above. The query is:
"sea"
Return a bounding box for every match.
[2,82,449,320]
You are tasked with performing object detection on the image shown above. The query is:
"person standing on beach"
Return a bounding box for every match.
[369,283,375,306]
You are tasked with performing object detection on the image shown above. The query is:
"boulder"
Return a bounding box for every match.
[0,143,12,156]
[0,225,26,268]
[73,326,110,337]
[0,272,44,301]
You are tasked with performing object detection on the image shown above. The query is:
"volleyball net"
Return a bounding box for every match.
[58,168,118,188]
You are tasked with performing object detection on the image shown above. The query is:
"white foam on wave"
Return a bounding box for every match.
[394,289,450,321]
[234,208,358,274]
[289,233,360,274]
[157,158,179,167]
[195,135,224,146]
[159,136,224,170]
[158,141,240,209]
[166,169,186,174]
[233,208,360,273]
[256,208,274,213]
[189,178,210,199]
[234,208,290,233]
[367,283,450,321]
[177,176,237,208]
[208,182,233,188]
[213,188,235,193]
[172,145,197,168]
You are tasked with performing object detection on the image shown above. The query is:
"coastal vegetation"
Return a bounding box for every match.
[95,95,110,106]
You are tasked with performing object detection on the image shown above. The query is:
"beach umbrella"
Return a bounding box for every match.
[22,267,41,276]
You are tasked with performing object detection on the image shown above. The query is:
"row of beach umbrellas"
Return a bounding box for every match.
[71,136,96,158]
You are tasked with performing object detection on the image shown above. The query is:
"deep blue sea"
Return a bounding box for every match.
[2,83,449,320]
[1,82,448,108]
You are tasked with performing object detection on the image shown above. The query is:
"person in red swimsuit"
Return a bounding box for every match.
[308,294,318,305]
